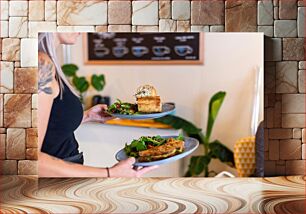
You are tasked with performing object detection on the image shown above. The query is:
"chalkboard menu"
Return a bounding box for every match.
[84,33,203,65]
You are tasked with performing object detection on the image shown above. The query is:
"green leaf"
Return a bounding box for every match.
[155,115,202,135]
[72,76,89,93]
[187,155,211,176]
[205,91,226,143]
[136,141,147,151]
[62,64,79,77]
[209,140,235,167]
[91,74,105,91]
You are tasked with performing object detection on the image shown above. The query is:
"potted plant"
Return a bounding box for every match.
[61,64,108,106]
[155,91,235,177]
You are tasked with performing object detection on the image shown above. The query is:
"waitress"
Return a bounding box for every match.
[38,33,157,177]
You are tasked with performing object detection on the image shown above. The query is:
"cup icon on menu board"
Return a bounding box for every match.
[132,46,149,57]
[113,46,129,58]
[152,46,170,56]
[94,47,110,57]
[174,45,193,56]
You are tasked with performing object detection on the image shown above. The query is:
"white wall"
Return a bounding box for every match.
[69,33,264,175]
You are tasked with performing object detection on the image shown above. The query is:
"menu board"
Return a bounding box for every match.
[84,33,203,64]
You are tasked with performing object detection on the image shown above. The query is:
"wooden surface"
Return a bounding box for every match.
[105,118,172,129]
[0,176,305,213]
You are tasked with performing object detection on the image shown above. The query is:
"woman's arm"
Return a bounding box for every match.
[82,104,113,124]
[37,52,157,177]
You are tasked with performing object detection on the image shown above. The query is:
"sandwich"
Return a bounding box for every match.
[135,85,162,113]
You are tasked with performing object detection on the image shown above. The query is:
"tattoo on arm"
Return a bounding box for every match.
[38,58,54,95]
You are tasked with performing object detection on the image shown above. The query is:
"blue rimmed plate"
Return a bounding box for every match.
[115,136,199,167]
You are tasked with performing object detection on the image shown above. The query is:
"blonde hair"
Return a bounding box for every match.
[38,33,79,98]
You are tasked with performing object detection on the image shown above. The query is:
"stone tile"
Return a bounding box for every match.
[14,68,38,94]
[280,139,302,160]
[177,21,190,32]
[95,26,108,32]
[269,128,292,139]
[9,0,28,16]
[0,128,6,134]
[32,94,38,109]
[293,128,302,139]
[282,94,305,113]
[192,0,224,25]
[298,70,305,93]
[21,38,38,67]
[210,25,225,32]
[0,134,5,159]
[172,1,190,20]
[0,1,9,20]
[4,94,31,128]
[26,148,38,160]
[159,19,177,32]
[32,110,37,128]
[258,0,273,25]
[18,160,37,175]
[29,1,44,21]
[279,0,297,19]
[283,38,305,61]
[6,128,26,159]
[0,94,3,127]
[57,1,107,25]
[1,38,20,61]
[265,38,282,62]
[273,0,279,6]
[132,1,158,25]
[299,61,306,69]
[302,144,306,159]
[258,26,273,37]
[275,164,286,176]
[26,128,38,148]
[274,20,297,37]
[225,0,257,32]
[132,25,137,32]
[303,129,306,143]
[282,114,305,128]
[45,1,57,21]
[274,7,279,20]
[14,61,20,68]
[266,94,275,107]
[28,21,57,38]
[191,25,209,32]
[298,1,306,6]
[264,161,276,176]
[9,17,28,38]
[159,1,171,19]
[0,160,17,175]
[57,26,95,32]
[265,62,276,93]
[269,140,279,160]
[108,1,131,24]
[286,160,305,175]
[136,26,159,32]
[0,61,14,93]
[276,61,298,93]
[266,107,274,128]
[274,101,282,128]
[298,7,305,37]
[108,25,131,32]
[1,21,9,37]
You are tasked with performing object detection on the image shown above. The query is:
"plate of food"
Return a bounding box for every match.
[107,85,175,120]
[115,135,199,167]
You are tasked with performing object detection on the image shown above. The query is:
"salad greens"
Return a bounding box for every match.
[124,135,184,158]
[107,99,138,115]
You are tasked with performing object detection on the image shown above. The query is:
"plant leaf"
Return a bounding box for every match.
[209,140,235,167]
[187,155,211,176]
[91,74,105,91]
[73,76,89,93]
[62,64,79,77]
[205,91,226,143]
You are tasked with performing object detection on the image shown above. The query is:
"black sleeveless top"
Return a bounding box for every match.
[41,80,83,161]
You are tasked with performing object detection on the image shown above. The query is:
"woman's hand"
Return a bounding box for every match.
[109,157,158,177]
[82,104,113,123]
